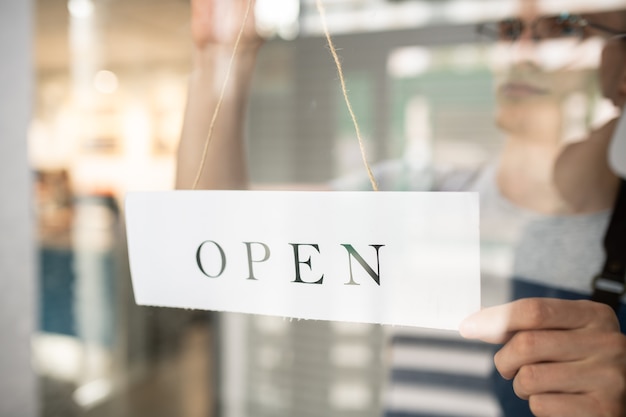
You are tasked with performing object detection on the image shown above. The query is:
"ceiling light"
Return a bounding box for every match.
[94,70,118,94]
[67,0,94,19]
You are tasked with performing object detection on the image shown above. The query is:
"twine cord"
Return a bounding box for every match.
[193,0,378,192]
[314,0,379,191]
[192,0,254,189]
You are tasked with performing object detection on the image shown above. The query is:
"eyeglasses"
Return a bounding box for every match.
[477,13,626,43]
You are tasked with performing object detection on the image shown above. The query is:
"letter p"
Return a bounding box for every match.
[244,242,271,280]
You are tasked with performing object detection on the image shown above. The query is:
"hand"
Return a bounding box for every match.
[460,298,626,417]
[191,0,263,49]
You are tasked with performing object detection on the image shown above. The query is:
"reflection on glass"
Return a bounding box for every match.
[31,0,626,416]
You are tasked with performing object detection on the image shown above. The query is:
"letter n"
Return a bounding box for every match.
[341,244,384,286]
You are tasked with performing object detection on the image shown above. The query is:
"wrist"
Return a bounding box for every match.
[194,41,261,65]
[192,43,260,81]
[188,43,259,105]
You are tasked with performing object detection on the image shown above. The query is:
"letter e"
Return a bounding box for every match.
[290,243,324,285]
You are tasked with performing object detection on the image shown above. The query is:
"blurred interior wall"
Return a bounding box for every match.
[0,1,37,416]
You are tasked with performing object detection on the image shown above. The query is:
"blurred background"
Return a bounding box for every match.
[5,0,518,416]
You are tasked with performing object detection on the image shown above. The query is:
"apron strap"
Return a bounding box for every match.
[592,179,626,311]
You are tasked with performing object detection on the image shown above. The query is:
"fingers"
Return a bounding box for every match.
[504,352,626,416]
[500,330,626,416]
[494,329,625,379]
[496,330,583,379]
[513,362,581,400]
[460,298,619,343]
[191,0,259,48]
[528,393,624,417]
[510,360,625,399]
[459,299,626,416]
[191,0,215,47]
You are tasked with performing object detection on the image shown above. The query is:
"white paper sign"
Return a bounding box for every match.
[125,191,480,330]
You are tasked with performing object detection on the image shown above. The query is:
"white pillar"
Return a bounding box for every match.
[0,0,38,416]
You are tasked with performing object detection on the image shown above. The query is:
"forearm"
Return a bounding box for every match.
[175,45,259,190]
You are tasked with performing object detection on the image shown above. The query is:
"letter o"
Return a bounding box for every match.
[196,240,227,278]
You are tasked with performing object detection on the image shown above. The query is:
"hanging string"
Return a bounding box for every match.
[192,0,254,189]
[192,0,379,192]
[314,0,379,191]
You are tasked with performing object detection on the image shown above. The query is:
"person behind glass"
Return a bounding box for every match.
[176,1,626,416]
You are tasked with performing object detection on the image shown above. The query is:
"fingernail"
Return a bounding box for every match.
[459,316,479,338]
